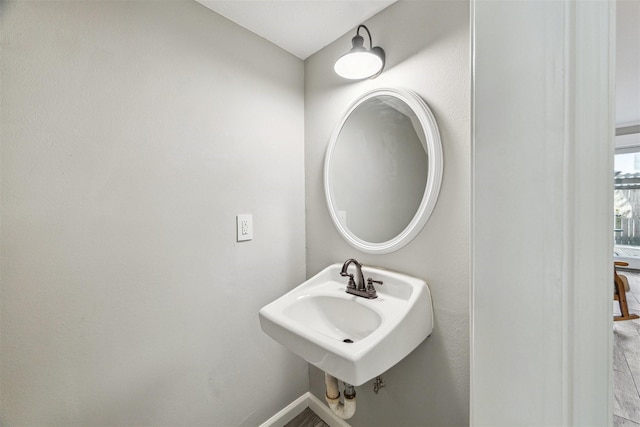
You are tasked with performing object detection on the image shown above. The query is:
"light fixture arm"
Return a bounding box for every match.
[357,25,374,50]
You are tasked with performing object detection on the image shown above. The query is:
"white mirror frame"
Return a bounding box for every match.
[324,88,443,254]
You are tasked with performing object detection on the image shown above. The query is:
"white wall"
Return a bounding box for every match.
[616,0,640,127]
[304,1,470,425]
[0,1,307,425]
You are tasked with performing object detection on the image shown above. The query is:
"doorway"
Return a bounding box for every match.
[615,147,640,270]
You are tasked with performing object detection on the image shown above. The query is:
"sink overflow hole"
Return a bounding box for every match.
[343,338,354,343]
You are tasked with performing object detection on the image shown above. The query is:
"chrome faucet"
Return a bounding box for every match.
[340,258,383,299]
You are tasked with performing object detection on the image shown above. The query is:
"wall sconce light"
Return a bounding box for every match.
[334,25,385,80]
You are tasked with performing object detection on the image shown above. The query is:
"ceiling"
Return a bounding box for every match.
[195,0,397,59]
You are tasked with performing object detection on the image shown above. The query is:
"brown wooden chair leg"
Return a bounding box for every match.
[614,269,640,321]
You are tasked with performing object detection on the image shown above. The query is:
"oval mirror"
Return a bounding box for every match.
[324,88,443,254]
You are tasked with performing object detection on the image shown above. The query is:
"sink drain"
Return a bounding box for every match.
[343,338,354,343]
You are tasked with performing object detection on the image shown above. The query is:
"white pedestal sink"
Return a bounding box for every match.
[259,263,433,386]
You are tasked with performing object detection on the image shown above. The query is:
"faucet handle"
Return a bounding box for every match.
[366,278,383,294]
[342,272,357,289]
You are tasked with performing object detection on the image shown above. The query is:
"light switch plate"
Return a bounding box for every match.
[237,214,253,241]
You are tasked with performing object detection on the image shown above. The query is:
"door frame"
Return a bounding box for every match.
[471,1,614,425]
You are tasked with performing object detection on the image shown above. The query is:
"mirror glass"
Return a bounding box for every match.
[324,88,443,254]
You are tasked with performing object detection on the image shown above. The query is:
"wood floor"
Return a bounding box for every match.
[614,269,640,426]
[284,407,329,427]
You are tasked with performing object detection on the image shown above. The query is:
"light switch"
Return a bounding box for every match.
[236,214,253,242]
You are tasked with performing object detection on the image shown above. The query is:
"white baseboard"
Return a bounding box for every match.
[259,392,351,427]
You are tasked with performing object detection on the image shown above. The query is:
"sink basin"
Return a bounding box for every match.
[258,264,433,386]
[283,295,382,341]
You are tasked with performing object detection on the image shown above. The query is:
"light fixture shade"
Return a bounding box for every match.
[334,25,385,80]
[334,50,384,80]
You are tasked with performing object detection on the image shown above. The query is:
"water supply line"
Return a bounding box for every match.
[324,373,356,419]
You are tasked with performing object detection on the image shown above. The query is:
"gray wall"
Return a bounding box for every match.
[304,1,470,425]
[0,1,307,425]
